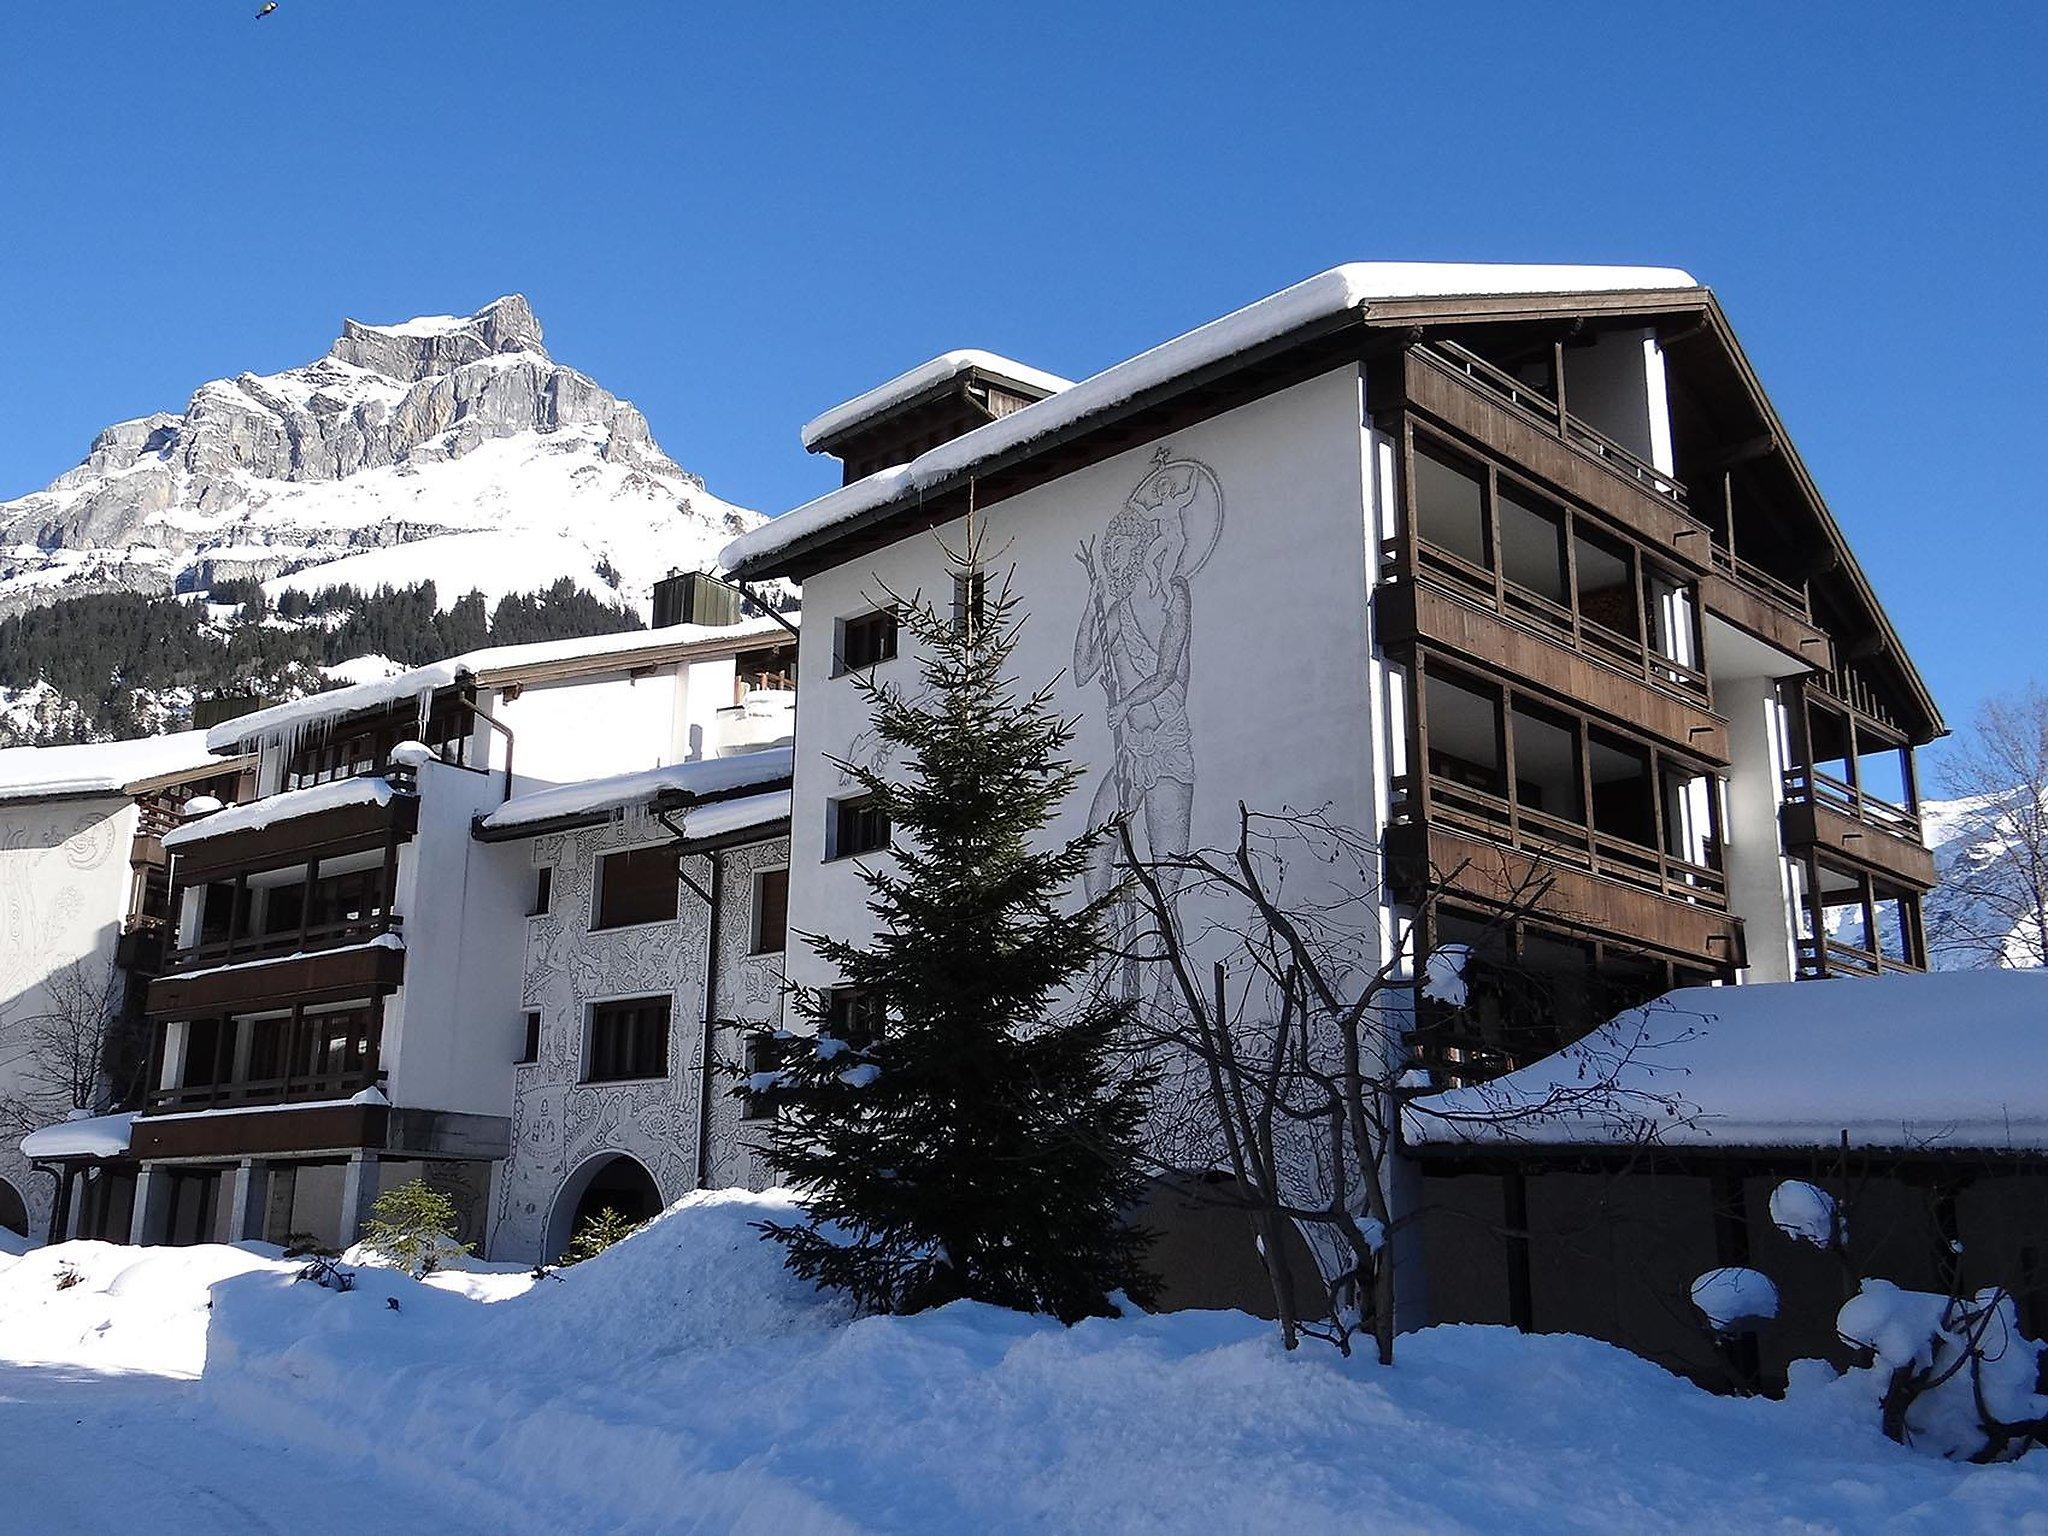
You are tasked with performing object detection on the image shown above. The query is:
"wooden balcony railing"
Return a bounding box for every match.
[148,1065,383,1114]
[165,915,398,973]
[1416,773,1728,910]
[1708,542,1812,621]
[1780,767,1921,843]
[1794,935,1921,981]
[1421,341,1692,511]
[1396,538,1712,709]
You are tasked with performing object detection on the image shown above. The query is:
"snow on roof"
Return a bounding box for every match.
[162,774,393,850]
[206,615,795,754]
[0,731,217,805]
[729,262,1699,576]
[1404,970,2048,1156]
[674,787,791,843]
[800,350,1075,452]
[476,746,795,836]
[20,1110,137,1162]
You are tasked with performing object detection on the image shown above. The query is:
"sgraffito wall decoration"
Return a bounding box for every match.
[0,798,129,1241]
[490,816,787,1262]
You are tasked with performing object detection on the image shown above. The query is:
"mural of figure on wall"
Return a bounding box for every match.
[1074,448,1225,997]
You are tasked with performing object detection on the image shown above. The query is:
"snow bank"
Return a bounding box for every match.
[3,1191,2032,1532]
[0,1241,280,1377]
[1406,970,2048,1154]
[728,261,1699,575]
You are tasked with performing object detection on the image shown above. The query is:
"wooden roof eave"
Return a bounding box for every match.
[1692,300,1944,741]
[743,287,1721,583]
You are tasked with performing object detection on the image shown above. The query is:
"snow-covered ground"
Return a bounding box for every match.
[2,1192,2042,1534]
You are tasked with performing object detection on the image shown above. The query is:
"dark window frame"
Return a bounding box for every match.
[751,866,790,955]
[836,608,900,675]
[828,796,890,861]
[584,995,672,1083]
[592,843,680,931]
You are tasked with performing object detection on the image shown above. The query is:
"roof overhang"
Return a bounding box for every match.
[731,277,1938,741]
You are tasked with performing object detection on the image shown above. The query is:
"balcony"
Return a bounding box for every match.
[1409,771,1728,912]
[163,913,399,975]
[1376,574,1730,763]
[1387,803,1743,967]
[1779,769,1935,890]
[1419,341,1691,508]
[146,932,405,1019]
[147,1062,382,1114]
[1795,935,1924,982]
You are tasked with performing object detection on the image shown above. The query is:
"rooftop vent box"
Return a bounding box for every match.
[192,693,270,730]
[652,570,742,630]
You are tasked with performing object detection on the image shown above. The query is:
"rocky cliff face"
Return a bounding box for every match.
[1,296,758,614]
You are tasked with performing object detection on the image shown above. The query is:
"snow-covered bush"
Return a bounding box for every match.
[1769,1179,1846,1250]
[1837,1279,2048,1461]
[1691,1267,1779,1335]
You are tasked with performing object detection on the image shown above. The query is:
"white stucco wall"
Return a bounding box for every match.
[780,364,1392,1134]
[1720,676,1800,982]
[0,794,138,1241]
[490,672,682,786]
[379,760,532,1119]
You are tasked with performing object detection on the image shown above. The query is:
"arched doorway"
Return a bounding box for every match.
[0,1178,29,1239]
[544,1153,662,1262]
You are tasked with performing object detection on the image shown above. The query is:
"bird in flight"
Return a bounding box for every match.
[257,2,278,15]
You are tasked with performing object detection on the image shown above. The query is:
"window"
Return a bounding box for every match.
[530,866,553,918]
[1871,884,1913,963]
[751,867,789,954]
[1587,728,1657,848]
[1855,734,1913,811]
[741,1033,789,1120]
[952,571,986,635]
[296,1006,373,1079]
[199,882,238,946]
[830,797,890,860]
[1424,669,1504,797]
[1412,442,1488,570]
[1509,698,1581,822]
[1496,484,1568,603]
[519,1011,541,1065]
[825,986,884,1046]
[1815,862,1871,956]
[1807,705,1853,786]
[1573,525,1639,638]
[838,609,898,672]
[594,845,678,930]
[585,997,670,1082]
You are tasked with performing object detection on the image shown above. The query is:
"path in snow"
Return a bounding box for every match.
[0,1362,485,1536]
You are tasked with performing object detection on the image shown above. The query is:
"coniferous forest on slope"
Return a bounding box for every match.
[0,578,643,743]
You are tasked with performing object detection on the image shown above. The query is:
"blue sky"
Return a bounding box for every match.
[3,3,2042,734]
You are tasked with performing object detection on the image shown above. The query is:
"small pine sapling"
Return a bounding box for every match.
[560,1206,644,1266]
[360,1178,472,1277]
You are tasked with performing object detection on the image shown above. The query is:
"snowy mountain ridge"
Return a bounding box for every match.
[0,295,761,615]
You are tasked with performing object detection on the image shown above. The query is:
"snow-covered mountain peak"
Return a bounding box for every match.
[329,293,547,382]
[0,296,759,617]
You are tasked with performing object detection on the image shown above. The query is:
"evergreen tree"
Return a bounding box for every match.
[360,1177,472,1277]
[748,557,1154,1324]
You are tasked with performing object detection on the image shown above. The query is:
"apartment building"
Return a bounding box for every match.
[122,611,796,1254]
[1,733,248,1244]
[722,264,1939,1087]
